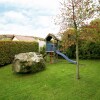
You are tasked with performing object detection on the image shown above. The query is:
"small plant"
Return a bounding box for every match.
[40,45,46,55]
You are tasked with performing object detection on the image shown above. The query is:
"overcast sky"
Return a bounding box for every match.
[0,0,60,38]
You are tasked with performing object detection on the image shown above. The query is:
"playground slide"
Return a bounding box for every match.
[56,50,76,64]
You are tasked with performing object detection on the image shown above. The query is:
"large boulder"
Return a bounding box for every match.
[12,52,46,73]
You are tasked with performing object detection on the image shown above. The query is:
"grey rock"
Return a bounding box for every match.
[12,52,45,73]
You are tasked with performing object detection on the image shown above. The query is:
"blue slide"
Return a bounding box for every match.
[56,50,76,64]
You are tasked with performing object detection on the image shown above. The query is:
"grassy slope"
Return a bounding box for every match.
[0,60,100,100]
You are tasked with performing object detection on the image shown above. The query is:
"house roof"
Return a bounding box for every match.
[33,36,44,41]
[0,34,45,41]
[14,35,35,41]
[14,35,45,41]
[6,34,14,38]
[45,33,60,41]
[0,34,14,39]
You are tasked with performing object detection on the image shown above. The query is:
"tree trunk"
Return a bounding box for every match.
[76,31,80,79]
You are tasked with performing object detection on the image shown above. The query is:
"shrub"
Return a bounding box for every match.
[89,42,100,59]
[0,41,38,66]
[66,45,76,58]
[79,41,100,59]
[79,41,90,59]
[40,45,46,55]
[65,41,100,59]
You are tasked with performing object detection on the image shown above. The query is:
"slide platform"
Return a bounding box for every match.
[56,50,76,64]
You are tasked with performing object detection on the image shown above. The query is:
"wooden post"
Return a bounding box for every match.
[50,52,52,64]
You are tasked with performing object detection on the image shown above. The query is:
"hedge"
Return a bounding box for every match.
[0,41,39,66]
[66,41,100,59]
[79,41,100,59]
[66,45,76,59]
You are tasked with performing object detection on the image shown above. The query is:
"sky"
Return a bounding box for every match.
[0,0,60,38]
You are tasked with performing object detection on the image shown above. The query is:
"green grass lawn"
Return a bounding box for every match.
[0,60,100,100]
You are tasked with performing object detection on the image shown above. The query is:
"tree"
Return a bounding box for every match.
[57,0,98,79]
[61,28,76,51]
[89,18,100,42]
[80,18,100,42]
